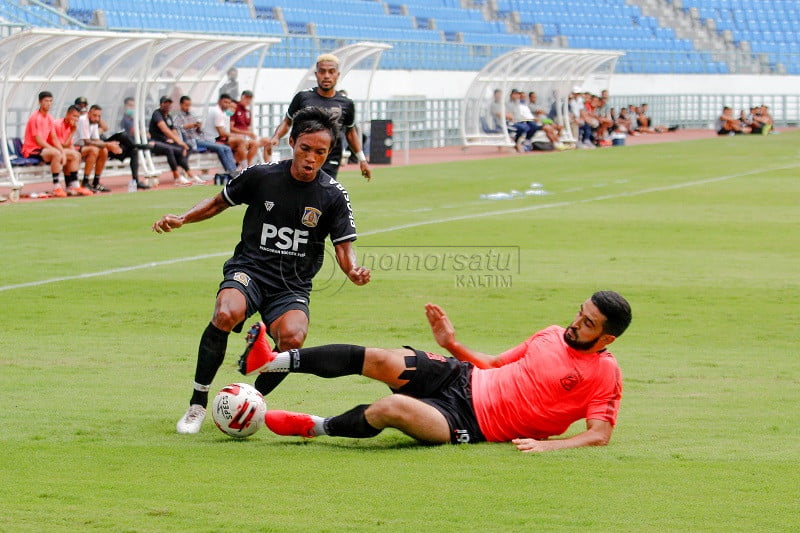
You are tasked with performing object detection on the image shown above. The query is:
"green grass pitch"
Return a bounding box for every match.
[1,132,798,531]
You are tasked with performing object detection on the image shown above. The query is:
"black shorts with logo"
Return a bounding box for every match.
[218,264,310,333]
[393,347,486,445]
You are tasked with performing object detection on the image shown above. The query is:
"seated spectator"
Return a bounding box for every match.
[716,106,750,135]
[121,96,136,137]
[231,90,271,165]
[74,96,88,116]
[53,105,90,196]
[746,105,772,135]
[485,88,506,133]
[508,89,538,152]
[219,67,240,101]
[578,96,600,148]
[202,93,250,170]
[627,105,641,135]
[526,91,538,115]
[77,104,123,192]
[173,95,236,177]
[149,96,194,185]
[21,91,70,198]
[615,107,633,134]
[533,109,566,150]
[636,103,667,134]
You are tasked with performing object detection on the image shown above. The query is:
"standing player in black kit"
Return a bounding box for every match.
[152,107,371,434]
[269,53,372,181]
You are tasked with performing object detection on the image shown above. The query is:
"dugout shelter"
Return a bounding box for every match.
[461,48,624,148]
[0,28,279,190]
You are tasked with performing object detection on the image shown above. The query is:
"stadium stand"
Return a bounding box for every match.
[670,0,800,74]
[0,0,797,75]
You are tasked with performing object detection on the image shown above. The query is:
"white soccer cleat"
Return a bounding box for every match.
[176,404,206,434]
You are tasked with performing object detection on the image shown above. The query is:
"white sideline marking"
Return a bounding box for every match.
[1,164,796,293]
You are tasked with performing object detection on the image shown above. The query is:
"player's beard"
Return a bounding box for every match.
[563,327,601,351]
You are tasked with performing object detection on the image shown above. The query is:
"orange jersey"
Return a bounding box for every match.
[22,110,55,157]
[471,325,622,442]
[53,118,76,148]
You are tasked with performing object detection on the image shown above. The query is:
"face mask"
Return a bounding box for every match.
[125,108,135,117]
[224,109,234,117]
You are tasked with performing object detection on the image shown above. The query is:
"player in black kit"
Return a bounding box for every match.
[153,107,371,434]
[269,53,372,181]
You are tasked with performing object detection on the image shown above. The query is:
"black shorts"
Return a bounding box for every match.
[393,347,485,444]
[218,265,310,333]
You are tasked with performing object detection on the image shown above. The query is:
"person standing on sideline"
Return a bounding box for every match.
[153,107,371,434]
[269,54,371,181]
[239,292,631,452]
[219,67,240,101]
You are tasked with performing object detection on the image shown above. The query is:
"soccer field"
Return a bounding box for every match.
[1,132,798,531]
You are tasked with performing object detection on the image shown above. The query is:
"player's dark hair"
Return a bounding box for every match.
[38,91,52,101]
[124,96,134,105]
[289,106,338,147]
[66,105,81,114]
[89,104,102,112]
[180,95,191,103]
[591,291,632,337]
[219,93,232,102]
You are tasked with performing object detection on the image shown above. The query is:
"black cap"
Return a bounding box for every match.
[75,96,88,105]
[159,96,173,104]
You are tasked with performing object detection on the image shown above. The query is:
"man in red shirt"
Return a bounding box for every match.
[230,90,271,166]
[21,91,68,197]
[238,291,631,452]
[53,105,92,196]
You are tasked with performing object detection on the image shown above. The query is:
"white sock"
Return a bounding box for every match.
[265,352,290,372]
[312,415,327,436]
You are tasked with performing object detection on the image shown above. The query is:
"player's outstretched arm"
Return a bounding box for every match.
[512,419,613,453]
[269,117,292,148]
[152,193,229,234]
[334,241,371,285]
[345,127,371,181]
[424,304,502,369]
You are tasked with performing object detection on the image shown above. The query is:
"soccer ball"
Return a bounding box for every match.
[211,383,267,438]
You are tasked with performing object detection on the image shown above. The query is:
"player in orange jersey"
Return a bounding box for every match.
[239,291,631,453]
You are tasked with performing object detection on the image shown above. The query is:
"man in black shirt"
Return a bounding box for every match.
[269,54,372,181]
[153,107,371,434]
[149,96,195,185]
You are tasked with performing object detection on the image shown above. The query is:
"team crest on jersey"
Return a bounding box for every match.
[264,201,275,211]
[301,207,321,228]
[232,272,251,287]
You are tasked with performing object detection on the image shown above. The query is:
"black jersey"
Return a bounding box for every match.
[149,109,174,143]
[286,88,356,167]
[221,160,357,291]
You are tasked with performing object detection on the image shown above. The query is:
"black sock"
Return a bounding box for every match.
[52,173,60,184]
[253,372,288,396]
[69,172,78,183]
[189,323,229,407]
[324,404,381,438]
[92,175,101,187]
[292,344,365,378]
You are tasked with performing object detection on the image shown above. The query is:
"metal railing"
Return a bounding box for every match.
[3,94,796,162]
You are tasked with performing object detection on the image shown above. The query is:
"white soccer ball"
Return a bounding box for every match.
[211,383,267,438]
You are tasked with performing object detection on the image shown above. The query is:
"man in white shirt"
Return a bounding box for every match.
[77,104,122,192]
[203,93,250,169]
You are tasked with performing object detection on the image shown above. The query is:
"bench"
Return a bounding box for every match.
[1,137,224,200]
